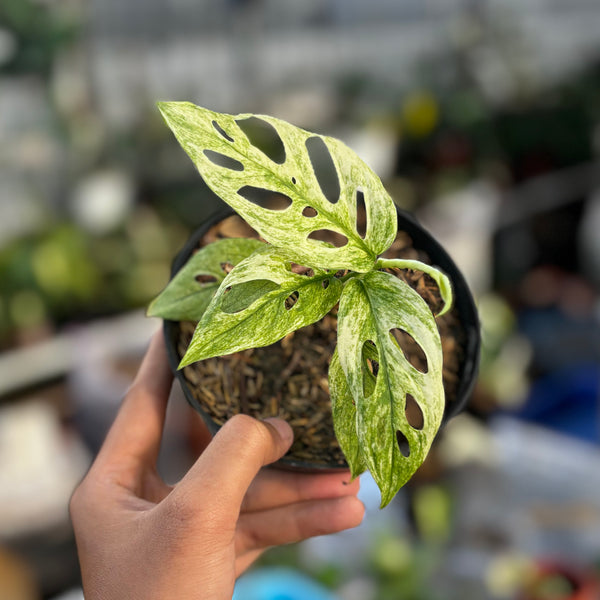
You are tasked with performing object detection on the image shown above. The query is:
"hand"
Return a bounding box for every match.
[70,332,364,600]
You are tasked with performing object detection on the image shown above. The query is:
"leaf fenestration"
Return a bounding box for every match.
[180,247,343,366]
[147,237,265,321]
[337,271,445,507]
[157,101,398,272]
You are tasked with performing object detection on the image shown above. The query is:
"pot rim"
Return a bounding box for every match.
[163,205,481,471]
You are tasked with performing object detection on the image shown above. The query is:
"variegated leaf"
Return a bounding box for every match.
[337,271,444,507]
[157,102,397,272]
[377,258,453,316]
[329,347,368,479]
[180,247,343,367]
[147,238,264,321]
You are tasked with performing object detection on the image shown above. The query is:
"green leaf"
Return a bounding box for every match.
[337,271,445,507]
[221,279,279,314]
[179,247,343,366]
[157,101,397,272]
[377,258,453,316]
[329,347,368,479]
[147,237,264,321]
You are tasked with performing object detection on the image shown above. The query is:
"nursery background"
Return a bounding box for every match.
[1,0,600,598]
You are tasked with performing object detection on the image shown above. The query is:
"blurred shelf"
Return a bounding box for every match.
[0,311,160,399]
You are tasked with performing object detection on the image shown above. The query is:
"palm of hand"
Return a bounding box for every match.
[70,333,364,600]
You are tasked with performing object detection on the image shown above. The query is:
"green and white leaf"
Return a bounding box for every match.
[337,271,445,507]
[329,347,368,479]
[180,247,343,367]
[147,238,264,321]
[157,101,397,272]
[377,257,453,316]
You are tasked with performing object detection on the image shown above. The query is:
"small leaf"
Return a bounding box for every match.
[329,348,368,479]
[377,258,453,317]
[337,271,444,507]
[157,101,398,272]
[147,238,264,321]
[180,247,342,366]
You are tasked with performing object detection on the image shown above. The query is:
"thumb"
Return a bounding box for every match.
[174,414,293,513]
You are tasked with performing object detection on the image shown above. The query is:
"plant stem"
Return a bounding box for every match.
[339,271,360,283]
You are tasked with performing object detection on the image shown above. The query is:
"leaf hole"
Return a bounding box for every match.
[237,185,292,211]
[290,263,314,277]
[221,280,279,314]
[220,262,234,274]
[389,328,428,373]
[308,230,348,248]
[195,274,218,285]
[367,358,379,376]
[321,278,330,289]
[236,116,286,164]
[302,206,318,218]
[305,136,340,204]
[212,120,234,143]
[396,430,411,457]
[203,150,244,171]
[285,291,299,310]
[405,394,424,430]
[356,188,367,239]
[361,340,379,398]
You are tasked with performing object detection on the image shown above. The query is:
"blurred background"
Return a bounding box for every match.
[1,0,600,598]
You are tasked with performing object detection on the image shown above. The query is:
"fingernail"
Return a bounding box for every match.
[263,417,293,444]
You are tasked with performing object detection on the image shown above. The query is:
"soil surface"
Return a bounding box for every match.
[175,215,465,467]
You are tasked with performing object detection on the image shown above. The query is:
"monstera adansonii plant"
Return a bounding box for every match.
[149,102,453,507]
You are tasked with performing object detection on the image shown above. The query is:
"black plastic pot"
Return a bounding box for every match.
[163,206,480,470]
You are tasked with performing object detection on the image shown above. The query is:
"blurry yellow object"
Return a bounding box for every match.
[486,553,537,599]
[413,484,452,543]
[402,91,439,138]
[0,546,39,600]
[478,293,532,406]
[32,240,71,297]
[371,536,412,576]
[31,226,98,302]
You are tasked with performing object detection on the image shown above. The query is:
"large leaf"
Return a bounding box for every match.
[180,247,343,367]
[337,271,445,507]
[157,101,397,272]
[147,238,264,321]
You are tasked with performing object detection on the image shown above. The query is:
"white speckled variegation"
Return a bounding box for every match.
[329,347,369,479]
[179,246,343,366]
[150,103,454,508]
[157,101,397,272]
[336,271,444,507]
[147,238,265,321]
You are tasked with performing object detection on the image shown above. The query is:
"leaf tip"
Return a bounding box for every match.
[156,100,193,122]
[435,302,452,318]
[378,486,398,509]
[155,100,171,116]
[146,296,161,318]
[177,354,191,370]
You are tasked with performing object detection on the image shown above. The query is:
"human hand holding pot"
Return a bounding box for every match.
[70,332,364,600]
